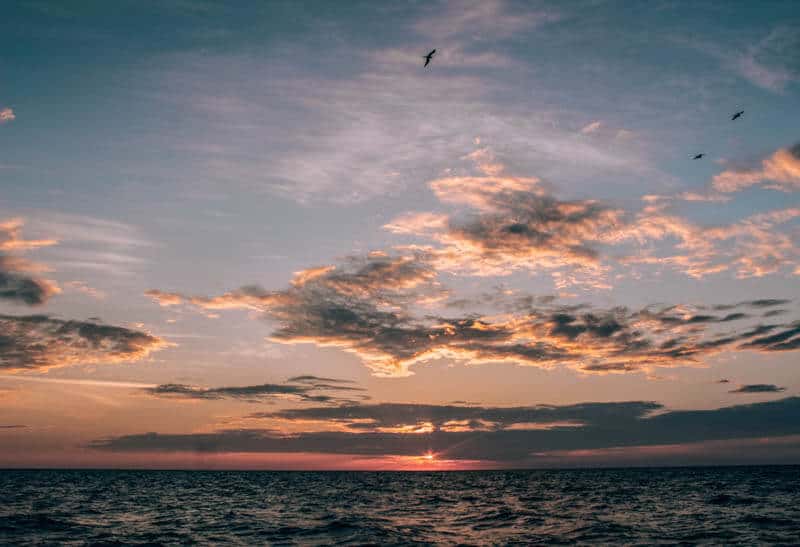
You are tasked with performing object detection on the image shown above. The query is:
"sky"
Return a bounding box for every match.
[1,0,799,470]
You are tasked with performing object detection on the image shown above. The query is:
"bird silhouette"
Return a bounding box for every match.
[731,110,744,121]
[423,49,436,67]
[693,153,705,160]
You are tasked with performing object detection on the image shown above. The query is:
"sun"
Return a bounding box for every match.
[421,451,436,461]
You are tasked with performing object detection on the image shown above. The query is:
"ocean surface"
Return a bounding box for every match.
[1,466,799,545]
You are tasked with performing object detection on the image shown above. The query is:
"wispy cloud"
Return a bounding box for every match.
[63,280,107,300]
[137,1,659,205]
[731,27,800,93]
[144,375,367,405]
[685,26,800,93]
[24,213,153,277]
[414,0,558,42]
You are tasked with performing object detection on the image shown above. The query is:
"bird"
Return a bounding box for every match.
[731,110,744,121]
[423,49,436,67]
[693,153,705,160]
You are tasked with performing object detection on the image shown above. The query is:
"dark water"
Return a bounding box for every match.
[1,467,799,545]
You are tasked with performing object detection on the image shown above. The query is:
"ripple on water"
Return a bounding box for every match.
[0,467,799,544]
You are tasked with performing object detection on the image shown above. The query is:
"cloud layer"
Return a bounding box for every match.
[149,257,798,376]
[91,397,800,464]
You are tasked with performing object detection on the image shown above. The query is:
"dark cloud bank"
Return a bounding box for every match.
[0,314,165,371]
[90,397,800,465]
[730,384,787,394]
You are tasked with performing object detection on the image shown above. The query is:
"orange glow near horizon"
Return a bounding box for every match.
[0,449,499,471]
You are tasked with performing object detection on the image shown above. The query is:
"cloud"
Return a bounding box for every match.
[0,219,58,251]
[616,205,800,279]
[387,168,623,281]
[144,376,367,404]
[144,289,184,306]
[738,323,800,352]
[287,375,357,385]
[749,299,791,308]
[145,145,800,375]
[580,121,602,134]
[384,148,798,284]
[254,401,659,433]
[731,27,800,92]
[0,260,60,306]
[687,26,800,93]
[414,0,557,42]
[712,144,800,193]
[89,397,800,465]
[148,252,800,375]
[63,281,106,300]
[0,219,60,306]
[730,384,787,394]
[22,213,152,276]
[0,108,14,123]
[0,315,167,372]
[140,0,658,207]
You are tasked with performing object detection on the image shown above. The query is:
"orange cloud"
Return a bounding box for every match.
[0,219,58,252]
[387,170,623,282]
[712,144,800,193]
[615,206,800,279]
[0,108,14,124]
[144,289,184,306]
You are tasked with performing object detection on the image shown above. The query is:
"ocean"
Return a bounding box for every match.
[1,466,799,544]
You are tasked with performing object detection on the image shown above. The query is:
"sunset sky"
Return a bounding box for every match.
[1,0,799,470]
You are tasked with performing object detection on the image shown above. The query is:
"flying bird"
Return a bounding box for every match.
[423,49,436,67]
[731,110,744,121]
[693,153,705,160]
